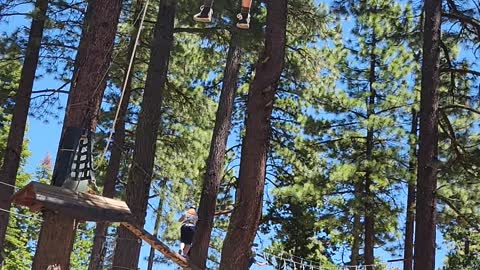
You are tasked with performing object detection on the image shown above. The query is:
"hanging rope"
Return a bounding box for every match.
[97,0,150,167]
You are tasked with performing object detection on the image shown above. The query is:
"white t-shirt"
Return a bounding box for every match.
[180,211,198,226]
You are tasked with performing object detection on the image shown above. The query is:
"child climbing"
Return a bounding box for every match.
[193,0,253,30]
[178,206,198,257]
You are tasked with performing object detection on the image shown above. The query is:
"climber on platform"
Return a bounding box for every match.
[178,206,198,257]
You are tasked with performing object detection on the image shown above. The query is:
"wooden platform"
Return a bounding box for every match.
[11,182,202,269]
[11,182,132,222]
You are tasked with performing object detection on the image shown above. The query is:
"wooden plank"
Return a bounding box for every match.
[121,222,203,270]
[10,182,36,207]
[11,182,133,222]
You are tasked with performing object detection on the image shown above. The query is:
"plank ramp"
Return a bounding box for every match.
[11,182,132,222]
[121,222,203,270]
[11,182,201,269]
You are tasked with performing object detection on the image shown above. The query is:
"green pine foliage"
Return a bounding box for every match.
[1,0,480,269]
[70,223,94,270]
[4,157,48,270]
[0,33,34,269]
[0,33,22,114]
[263,0,419,265]
[434,1,480,268]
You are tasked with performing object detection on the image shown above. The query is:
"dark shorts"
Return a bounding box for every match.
[249,257,256,268]
[180,224,195,244]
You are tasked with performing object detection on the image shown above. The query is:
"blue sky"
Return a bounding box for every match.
[0,1,457,270]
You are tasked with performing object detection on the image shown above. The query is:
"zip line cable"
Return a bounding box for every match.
[97,0,150,167]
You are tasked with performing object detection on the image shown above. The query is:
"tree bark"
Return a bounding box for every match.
[55,0,93,143]
[404,109,418,270]
[218,1,287,269]
[364,34,377,269]
[32,1,122,269]
[147,179,167,270]
[111,1,176,269]
[189,31,242,269]
[0,0,48,262]
[414,1,441,270]
[88,1,143,268]
[350,211,361,266]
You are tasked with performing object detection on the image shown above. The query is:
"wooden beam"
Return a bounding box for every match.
[11,182,132,222]
[121,222,203,270]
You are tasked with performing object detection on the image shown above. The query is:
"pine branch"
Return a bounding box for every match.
[0,12,28,17]
[213,208,233,216]
[443,11,480,31]
[441,68,480,77]
[32,80,70,95]
[440,40,457,98]
[438,111,464,159]
[50,0,86,14]
[443,0,480,38]
[41,42,78,50]
[441,104,480,115]
[437,194,480,234]
[32,89,69,94]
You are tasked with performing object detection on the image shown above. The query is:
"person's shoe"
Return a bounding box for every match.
[193,6,213,23]
[236,12,250,29]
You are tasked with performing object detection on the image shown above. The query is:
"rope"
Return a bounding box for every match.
[0,181,20,190]
[260,251,382,270]
[97,0,150,167]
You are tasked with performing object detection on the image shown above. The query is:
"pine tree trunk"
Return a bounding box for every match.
[351,177,363,265]
[56,0,93,137]
[218,1,287,269]
[364,34,377,269]
[147,179,167,270]
[146,203,163,270]
[189,31,242,269]
[0,0,48,262]
[414,0,441,270]
[88,1,143,268]
[350,211,361,265]
[32,1,122,269]
[465,239,470,255]
[111,1,176,269]
[404,109,418,270]
[364,139,375,269]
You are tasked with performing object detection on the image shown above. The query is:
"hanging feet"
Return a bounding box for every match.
[236,12,250,30]
[193,5,213,23]
[193,5,251,30]
[236,6,251,30]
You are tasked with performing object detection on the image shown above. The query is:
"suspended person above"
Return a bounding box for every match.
[193,0,253,29]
